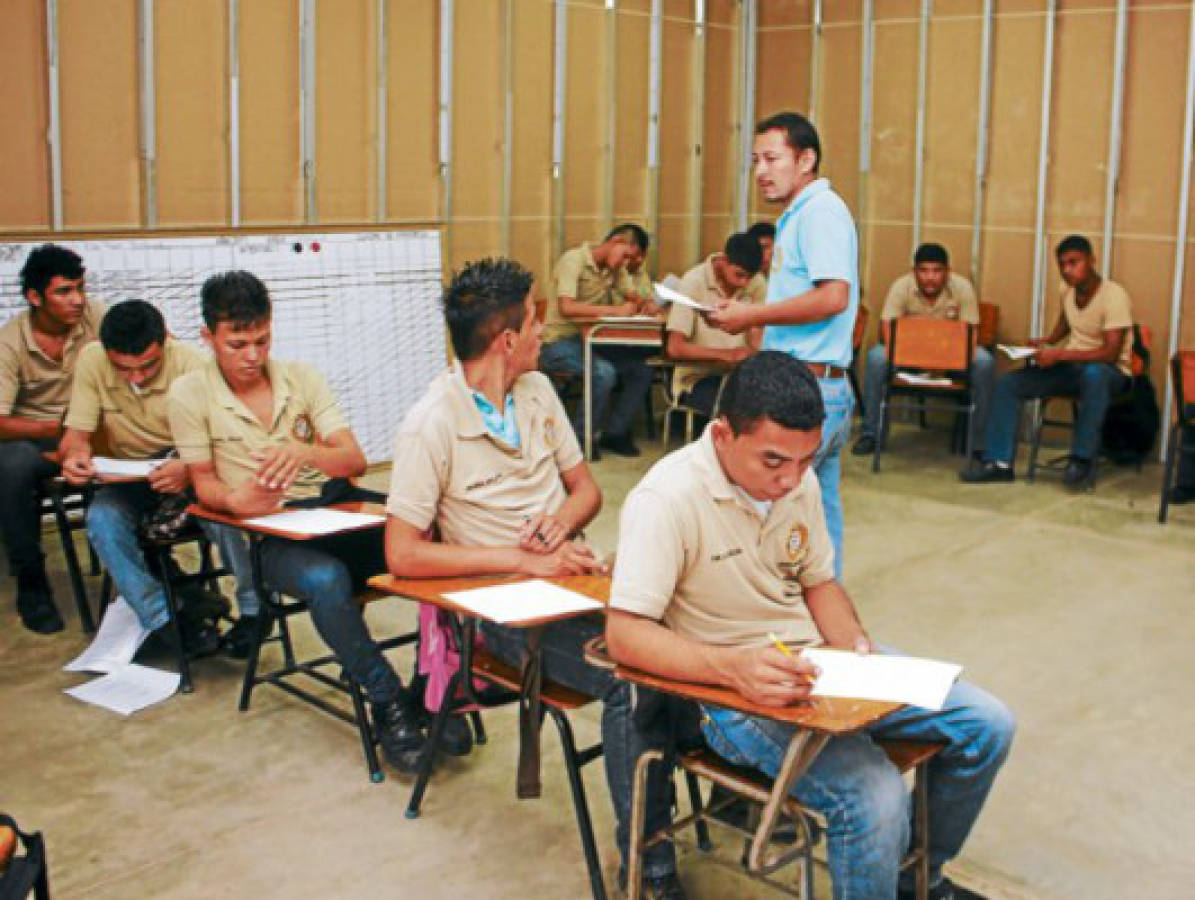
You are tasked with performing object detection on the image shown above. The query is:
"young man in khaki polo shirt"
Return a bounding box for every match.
[962,234,1133,489]
[167,270,428,771]
[746,221,776,275]
[385,258,685,899]
[607,352,1014,900]
[665,231,766,417]
[853,242,995,457]
[0,244,103,633]
[540,223,655,458]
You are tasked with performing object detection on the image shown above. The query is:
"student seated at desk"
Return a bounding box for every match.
[614,224,663,316]
[0,244,103,634]
[606,352,1015,900]
[540,224,654,458]
[665,231,766,418]
[59,300,247,652]
[385,258,684,900]
[746,220,776,277]
[167,271,428,772]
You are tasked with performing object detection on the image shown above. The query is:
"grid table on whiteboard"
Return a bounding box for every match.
[0,232,446,463]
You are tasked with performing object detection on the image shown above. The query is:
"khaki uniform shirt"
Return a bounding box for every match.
[66,338,206,459]
[168,358,349,501]
[616,267,653,305]
[880,272,979,324]
[666,256,766,395]
[387,364,583,547]
[0,302,105,420]
[1061,279,1134,376]
[610,430,835,649]
[545,243,620,342]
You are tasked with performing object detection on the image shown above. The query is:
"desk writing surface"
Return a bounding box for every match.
[576,317,664,344]
[187,501,386,541]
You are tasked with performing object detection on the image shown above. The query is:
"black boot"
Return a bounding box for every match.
[15,565,63,634]
[372,694,427,774]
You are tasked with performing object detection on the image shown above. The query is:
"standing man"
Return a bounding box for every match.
[852,243,994,457]
[0,244,103,633]
[961,235,1132,489]
[709,112,858,578]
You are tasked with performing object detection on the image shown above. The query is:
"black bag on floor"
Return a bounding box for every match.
[1102,327,1160,466]
[0,814,49,900]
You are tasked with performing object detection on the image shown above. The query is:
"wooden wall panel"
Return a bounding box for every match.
[0,0,50,231]
[819,19,863,214]
[58,0,140,229]
[657,16,696,275]
[511,0,555,281]
[613,6,650,223]
[562,2,608,249]
[384,0,438,222]
[752,17,811,222]
[700,19,737,257]
[155,0,228,227]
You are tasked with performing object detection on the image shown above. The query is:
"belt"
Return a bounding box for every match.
[805,362,848,379]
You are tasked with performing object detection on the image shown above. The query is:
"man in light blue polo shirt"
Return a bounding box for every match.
[709,111,858,578]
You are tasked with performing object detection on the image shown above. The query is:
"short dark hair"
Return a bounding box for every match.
[756,111,821,172]
[1056,234,1093,257]
[442,258,535,361]
[746,221,775,244]
[724,232,763,276]
[99,300,167,356]
[913,243,949,267]
[201,270,271,331]
[20,244,85,299]
[605,222,649,253]
[719,351,825,435]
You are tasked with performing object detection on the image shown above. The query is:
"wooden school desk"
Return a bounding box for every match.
[576,316,664,460]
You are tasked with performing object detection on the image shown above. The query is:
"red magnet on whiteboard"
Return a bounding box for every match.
[311,242,321,252]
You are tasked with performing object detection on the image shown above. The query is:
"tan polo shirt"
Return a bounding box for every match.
[545,243,618,342]
[666,255,766,395]
[610,430,835,649]
[1061,278,1133,376]
[66,338,206,459]
[881,272,979,324]
[386,364,583,547]
[0,301,105,420]
[615,267,653,305]
[168,357,349,501]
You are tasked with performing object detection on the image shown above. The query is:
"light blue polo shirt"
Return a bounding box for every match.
[760,178,859,369]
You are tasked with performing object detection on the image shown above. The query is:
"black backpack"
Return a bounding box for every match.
[1102,325,1160,466]
[0,813,49,900]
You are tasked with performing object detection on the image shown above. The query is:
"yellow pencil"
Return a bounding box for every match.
[768,631,795,658]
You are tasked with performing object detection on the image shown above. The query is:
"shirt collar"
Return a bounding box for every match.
[206,356,293,428]
[777,177,832,227]
[449,362,544,441]
[20,310,88,363]
[693,427,811,515]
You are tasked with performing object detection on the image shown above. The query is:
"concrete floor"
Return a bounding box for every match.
[2,419,1193,899]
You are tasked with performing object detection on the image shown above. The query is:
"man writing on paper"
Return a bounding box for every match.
[664,231,766,418]
[539,224,654,458]
[167,271,429,772]
[385,258,685,900]
[606,352,1014,900]
[0,244,103,633]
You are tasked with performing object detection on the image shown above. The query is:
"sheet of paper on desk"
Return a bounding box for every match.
[443,579,602,624]
[242,508,385,535]
[654,281,714,312]
[801,648,962,711]
[895,372,953,388]
[598,315,660,323]
[63,596,149,674]
[998,344,1037,361]
[64,664,180,715]
[91,457,160,478]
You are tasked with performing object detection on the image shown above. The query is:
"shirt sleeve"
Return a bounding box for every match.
[798,198,857,286]
[1103,284,1133,331]
[880,276,907,321]
[385,426,447,532]
[545,384,584,473]
[609,487,687,621]
[955,276,981,325]
[167,375,213,464]
[553,251,583,301]
[665,298,696,337]
[63,345,103,433]
[299,365,349,439]
[0,340,20,416]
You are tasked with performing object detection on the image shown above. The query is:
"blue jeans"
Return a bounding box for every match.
[197,521,263,617]
[862,344,995,452]
[983,362,1130,465]
[481,615,677,880]
[701,667,1015,899]
[815,376,854,580]
[0,438,59,573]
[540,336,654,439]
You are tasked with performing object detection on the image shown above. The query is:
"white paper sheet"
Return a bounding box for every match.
[801,648,962,711]
[242,508,385,535]
[91,457,161,478]
[596,315,661,323]
[442,579,602,624]
[63,596,150,674]
[64,664,181,716]
[653,281,714,312]
[895,371,954,388]
[997,344,1037,361]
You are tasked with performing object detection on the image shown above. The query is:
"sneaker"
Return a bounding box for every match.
[898,876,987,900]
[597,432,641,457]
[1062,456,1093,490]
[850,435,877,456]
[958,461,1014,483]
[372,696,427,774]
[1169,485,1195,505]
[15,566,63,635]
[618,871,688,900]
[221,613,273,660]
[179,618,223,657]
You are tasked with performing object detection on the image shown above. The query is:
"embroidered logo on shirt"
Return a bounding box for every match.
[465,472,504,492]
[292,413,314,443]
[785,523,809,562]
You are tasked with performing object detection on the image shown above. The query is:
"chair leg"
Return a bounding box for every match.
[913,761,930,900]
[155,547,193,694]
[872,396,888,474]
[50,488,95,633]
[237,605,271,712]
[627,749,666,900]
[1159,427,1180,523]
[683,771,713,852]
[347,675,385,784]
[547,707,607,900]
[661,408,672,452]
[276,602,297,668]
[684,409,694,445]
[1026,400,1044,483]
[469,710,487,745]
[407,670,460,819]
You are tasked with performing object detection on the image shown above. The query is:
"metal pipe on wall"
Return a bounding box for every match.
[376,0,388,223]
[551,0,567,262]
[735,0,756,230]
[137,0,157,228]
[439,0,454,263]
[808,0,823,123]
[857,0,875,287]
[299,0,317,223]
[1101,0,1129,273]
[970,0,993,290]
[228,0,241,227]
[1030,0,1058,338]
[647,0,663,271]
[688,0,707,263]
[911,0,931,247]
[46,0,63,230]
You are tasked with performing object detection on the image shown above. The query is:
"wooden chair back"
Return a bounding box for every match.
[977,301,999,349]
[888,318,973,372]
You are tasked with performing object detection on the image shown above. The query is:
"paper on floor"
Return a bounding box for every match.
[64,664,180,716]
[443,579,602,624]
[91,457,161,478]
[801,647,962,711]
[243,508,385,536]
[63,596,149,674]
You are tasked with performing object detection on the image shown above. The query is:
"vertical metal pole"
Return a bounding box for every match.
[970,0,993,290]
[1030,0,1058,338]
[439,0,455,264]
[808,0,823,122]
[858,0,875,284]
[138,0,157,227]
[604,0,618,234]
[376,0,388,222]
[228,0,241,227]
[1101,0,1129,273]
[647,0,662,269]
[501,0,514,254]
[735,0,757,230]
[689,0,707,262]
[551,0,567,262]
[299,0,317,224]
[1163,3,1195,461]
[911,0,931,247]
[46,0,63,230]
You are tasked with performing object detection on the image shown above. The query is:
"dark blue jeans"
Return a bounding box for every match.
[0,438,59,573]
[1180,405,1195,488]
[983,362,1129,464]
[540,336,654,439]
[481,615,677,880]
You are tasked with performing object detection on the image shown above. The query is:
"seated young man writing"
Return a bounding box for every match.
[384,258,685,900]
[167,270,428,772]
[59,300,250,652]
[606,352,1015,900]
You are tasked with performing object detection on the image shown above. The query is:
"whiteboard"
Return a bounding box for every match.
[0,231,446,463]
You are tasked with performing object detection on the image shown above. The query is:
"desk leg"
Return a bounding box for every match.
[237,535,270,712]
[746,731,830,875]
[627,748,665,900]
[584,334,594,460]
